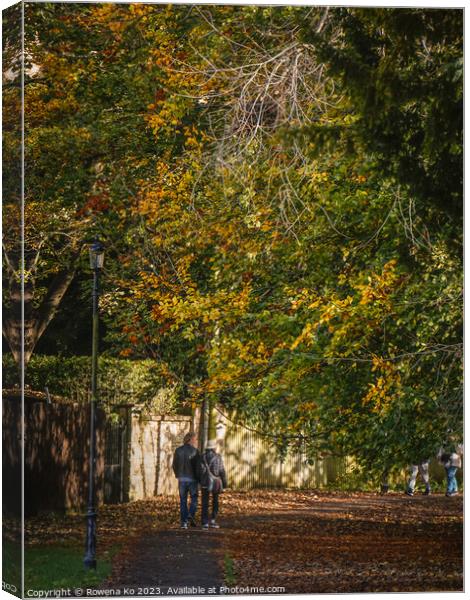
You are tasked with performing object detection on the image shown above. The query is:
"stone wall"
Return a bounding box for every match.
[128,414,193,499]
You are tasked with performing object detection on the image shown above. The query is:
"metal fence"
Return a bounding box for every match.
[103,416,129,504]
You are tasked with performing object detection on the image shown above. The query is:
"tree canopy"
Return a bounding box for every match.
[6,4,463,474]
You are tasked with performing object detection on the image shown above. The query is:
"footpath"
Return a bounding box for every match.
[104,526,224,596]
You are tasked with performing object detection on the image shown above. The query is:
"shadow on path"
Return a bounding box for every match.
[105,528,224,595]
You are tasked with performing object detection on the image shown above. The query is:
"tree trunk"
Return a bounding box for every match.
[2,266,78,368]
[208,396,217,441]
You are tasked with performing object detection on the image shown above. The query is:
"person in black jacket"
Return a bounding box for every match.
[172,431,200,529]
[199,439,227,530]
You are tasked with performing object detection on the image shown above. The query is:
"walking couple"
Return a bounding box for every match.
[172,432,227,530]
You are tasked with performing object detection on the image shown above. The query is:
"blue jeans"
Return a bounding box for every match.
[178,480,198,524]
[446,466,458,494]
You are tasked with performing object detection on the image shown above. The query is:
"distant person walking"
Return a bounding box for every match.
[199,440,227,530]
[405,460,431,496]
[172,431,200,529]
[438,444,463,497]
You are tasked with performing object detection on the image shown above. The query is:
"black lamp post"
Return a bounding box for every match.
[84,241,104,570]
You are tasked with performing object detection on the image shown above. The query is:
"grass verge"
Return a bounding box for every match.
[224,553,237,587]
[24,544,117,592]
[3,539,22,595]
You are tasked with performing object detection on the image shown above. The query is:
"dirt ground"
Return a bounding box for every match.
[102,490,463,594]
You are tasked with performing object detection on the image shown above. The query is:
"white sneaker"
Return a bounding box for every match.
[202,523,209,530]
[210,520,220,529]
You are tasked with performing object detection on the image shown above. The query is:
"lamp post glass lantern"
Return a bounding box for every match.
[84,241,104,570]
[89,241,105,270]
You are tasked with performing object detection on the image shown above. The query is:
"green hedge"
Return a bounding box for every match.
[2,354,177,413]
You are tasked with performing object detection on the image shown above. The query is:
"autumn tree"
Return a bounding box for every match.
[107,5,462,471]
[10,4,461,475]
[3,2,169,365]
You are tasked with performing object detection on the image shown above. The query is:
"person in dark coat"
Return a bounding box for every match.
[199,439,227,530]
[172,431,200,529]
